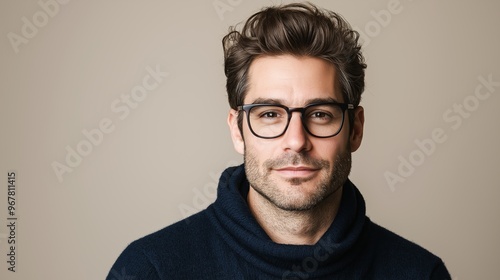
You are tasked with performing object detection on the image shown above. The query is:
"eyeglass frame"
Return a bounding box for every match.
[237,102,355,139]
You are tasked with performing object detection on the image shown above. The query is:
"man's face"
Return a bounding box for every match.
[228,55,363,211]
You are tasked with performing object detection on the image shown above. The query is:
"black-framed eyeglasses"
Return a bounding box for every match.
[237,102,354,139]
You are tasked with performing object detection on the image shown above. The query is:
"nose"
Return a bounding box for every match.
[281,112,311,152]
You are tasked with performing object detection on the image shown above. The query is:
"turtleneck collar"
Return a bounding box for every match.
[207,164,367,278]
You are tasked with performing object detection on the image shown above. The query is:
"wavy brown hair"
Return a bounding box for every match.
[222,2,366,132]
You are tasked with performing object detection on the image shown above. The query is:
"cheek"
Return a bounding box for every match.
[312,138,348,162]
[245,138,272,159]
[244,138,284,169]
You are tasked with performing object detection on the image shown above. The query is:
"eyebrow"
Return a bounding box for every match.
[250,97,340,106]
[251,98,285,105]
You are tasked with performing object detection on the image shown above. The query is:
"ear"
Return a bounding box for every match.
[349,106,364,152]
[227,109,245,155]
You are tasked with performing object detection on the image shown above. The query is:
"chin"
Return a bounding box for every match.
[271,186,333,212]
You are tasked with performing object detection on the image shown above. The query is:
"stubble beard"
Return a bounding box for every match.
[244,147,352,212]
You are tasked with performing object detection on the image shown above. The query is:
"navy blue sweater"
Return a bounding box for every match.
[107,165,450,279]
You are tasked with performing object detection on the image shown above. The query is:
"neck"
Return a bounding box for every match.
[247,186,343,245]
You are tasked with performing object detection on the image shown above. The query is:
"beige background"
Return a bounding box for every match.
[1,0,499,279]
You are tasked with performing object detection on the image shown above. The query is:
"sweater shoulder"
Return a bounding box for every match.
[107,209,218,279]
[136,209,212,251]
[363,219,451,279]
[367,220,439,258]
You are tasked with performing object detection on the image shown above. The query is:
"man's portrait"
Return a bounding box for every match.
[1,1,499,279]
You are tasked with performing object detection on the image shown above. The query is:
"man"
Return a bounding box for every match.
[107,3,450,279]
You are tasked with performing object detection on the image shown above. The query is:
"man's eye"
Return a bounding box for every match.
[310,111,333,119]
[260,111,280,118]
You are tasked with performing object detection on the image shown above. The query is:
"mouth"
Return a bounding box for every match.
[272,166,320,179]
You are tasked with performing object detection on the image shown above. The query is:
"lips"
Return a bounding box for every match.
[273,166,320,178]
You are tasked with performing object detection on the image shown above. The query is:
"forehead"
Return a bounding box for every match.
[245,55,342,105]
